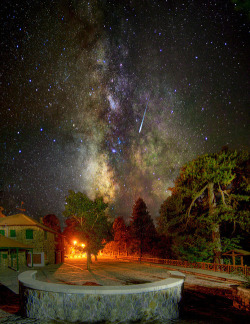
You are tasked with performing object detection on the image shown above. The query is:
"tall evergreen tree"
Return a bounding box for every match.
[130,197,156,258]
[113,216,128,255]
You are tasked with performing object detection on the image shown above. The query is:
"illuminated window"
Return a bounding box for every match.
[10,230,16,237]
[26,229,33,239]
[0,230,5,236]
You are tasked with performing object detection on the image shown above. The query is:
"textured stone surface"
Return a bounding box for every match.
[233,286,250,311]
[21,286,182,322]
[19,271,184,323]
[0,225,55,265]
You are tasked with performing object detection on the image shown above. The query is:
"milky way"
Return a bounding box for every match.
[1,0,249,222]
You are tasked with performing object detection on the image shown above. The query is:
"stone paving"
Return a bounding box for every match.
[36,258,172,286]
[0,311,43,323]
[0,257,248,323]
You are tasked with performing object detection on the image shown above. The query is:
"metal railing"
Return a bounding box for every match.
[112,255,250,277]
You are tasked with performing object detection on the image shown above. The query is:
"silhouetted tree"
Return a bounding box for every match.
[130,197,156,258]
[113,216,129,255]
[43,214,61,233]
[63,217,81,244]
[158,192,186,235]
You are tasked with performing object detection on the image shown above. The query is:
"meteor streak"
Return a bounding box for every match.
[139,100,149,133]
[64,74,70,82]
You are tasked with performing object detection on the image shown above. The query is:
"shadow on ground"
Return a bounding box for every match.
[181,286,250,324]
[0,283,20,315]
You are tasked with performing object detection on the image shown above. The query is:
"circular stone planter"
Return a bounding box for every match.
[18,270,185,323]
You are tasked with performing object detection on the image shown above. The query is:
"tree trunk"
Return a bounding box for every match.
[125,243,128,256]
[139,239,142,263]
[86,250,91,270]
[207,182,222,264]
[211,223,222,263]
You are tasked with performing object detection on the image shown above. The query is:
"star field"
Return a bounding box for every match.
[1,0,249,221]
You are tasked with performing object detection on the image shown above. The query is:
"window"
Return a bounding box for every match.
[26,229,33,239]
[0,230,5,236]
[2,254,7,259]
[10,230,16,237]
[44,231,47,240]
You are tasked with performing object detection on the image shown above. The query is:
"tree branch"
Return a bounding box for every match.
[91,209,99,230]
[218,183,227,207]
[232,221,236,234]
[186,184,208,225]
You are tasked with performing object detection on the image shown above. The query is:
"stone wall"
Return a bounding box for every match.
[0,225,55,264]
[233,286,250,312]
[19,271,185,323]
[0,250,26,268]
[0,251,8,268]
[44,231,55,264]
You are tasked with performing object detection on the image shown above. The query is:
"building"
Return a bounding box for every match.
[0,234,33,271]
[0,213,62,268]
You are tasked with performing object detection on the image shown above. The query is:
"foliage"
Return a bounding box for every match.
[113,216,127,242]
[157,192,186,234]
[221,235,243,265]
[113,216,129,254]
[62,217,82,244]
[130,197,157,257]
[173,235,214,263]
[221,235,242,253]
[176,149,239,199]
[231,0,250,19]
[42,214,61,233]
[176,149,249,261]
[158,149,249,263]
[63,190,110,269]
[151,235,173,259]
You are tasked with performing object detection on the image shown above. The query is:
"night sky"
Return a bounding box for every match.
[1,0,249,223]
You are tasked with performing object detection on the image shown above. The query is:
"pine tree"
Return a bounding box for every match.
[113,216,128,255]
[130,197,156,258]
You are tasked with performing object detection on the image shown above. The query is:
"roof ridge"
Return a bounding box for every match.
[0,213,62,235]
[22,214,37,224]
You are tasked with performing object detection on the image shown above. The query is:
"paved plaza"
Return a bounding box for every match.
[0,257,248,323]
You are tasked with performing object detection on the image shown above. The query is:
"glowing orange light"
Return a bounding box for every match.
[68,241,87,259]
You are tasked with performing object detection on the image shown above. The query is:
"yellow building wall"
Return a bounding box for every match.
[0,225,55,264]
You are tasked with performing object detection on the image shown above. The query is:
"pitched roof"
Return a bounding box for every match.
[223,249,250,256]
[0,234,33,249]
[0,213,57,234]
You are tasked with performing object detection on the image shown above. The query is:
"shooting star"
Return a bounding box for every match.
[139,100,149,133]
[64,74,70,82]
